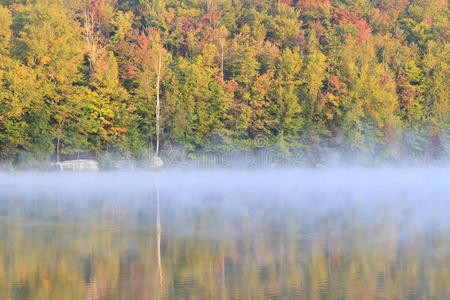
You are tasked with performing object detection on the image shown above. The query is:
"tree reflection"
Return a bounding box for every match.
[0,184,448,299]
[156,184,163,296]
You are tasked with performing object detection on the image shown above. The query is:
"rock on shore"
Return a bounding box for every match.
[53,159,99,171]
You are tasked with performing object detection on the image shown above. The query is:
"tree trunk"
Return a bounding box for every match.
[83,7,100,77]
[155,50,161,157]
[221,42,224,79]
[56,135,61,163]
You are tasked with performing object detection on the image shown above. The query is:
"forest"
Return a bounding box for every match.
[0,0,448,167]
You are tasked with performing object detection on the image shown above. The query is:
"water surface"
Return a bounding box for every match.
[0,169,449,299]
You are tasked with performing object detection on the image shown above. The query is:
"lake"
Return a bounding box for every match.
[0,169,449,299]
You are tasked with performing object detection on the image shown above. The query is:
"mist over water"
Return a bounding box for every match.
[0,168,449,299]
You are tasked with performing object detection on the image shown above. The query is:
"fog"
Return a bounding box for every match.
[1,168,448,231]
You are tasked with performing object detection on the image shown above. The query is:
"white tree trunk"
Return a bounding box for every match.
[56,135,61,163]
[155,50,161,157]
[82,7,100,76]
[221,42,224,79]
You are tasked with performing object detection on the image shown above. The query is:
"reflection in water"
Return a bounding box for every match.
[156,185,163,295]
[0,169,449,299]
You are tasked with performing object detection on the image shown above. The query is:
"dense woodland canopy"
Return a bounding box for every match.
[0,0,449,167]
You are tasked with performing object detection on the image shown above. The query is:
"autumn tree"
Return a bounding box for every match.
[88,51,132,154]
[164,53,233,150]
[14,0,86,162]
[337,37,401,159]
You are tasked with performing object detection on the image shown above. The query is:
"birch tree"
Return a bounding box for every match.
[130,29,170,158]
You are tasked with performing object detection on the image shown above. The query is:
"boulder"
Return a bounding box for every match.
[53,159,99,171]
[149,156,164,169]
[114,160,135,171]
